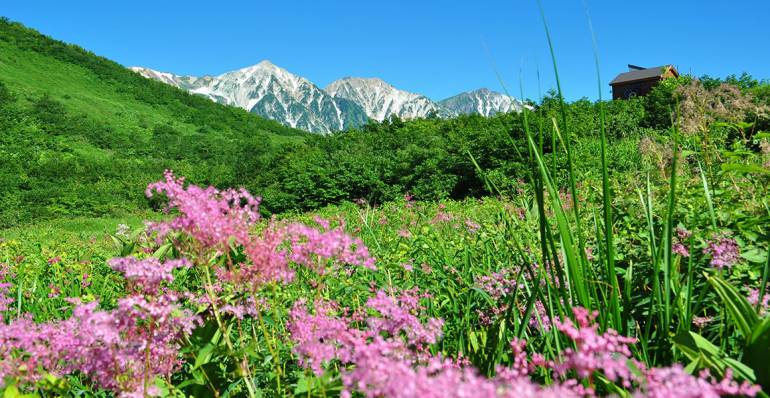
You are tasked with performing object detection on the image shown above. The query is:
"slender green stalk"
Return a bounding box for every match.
[585,7,621,331]
[537,0,587,264]
[662,124,681,355]
[520,94,590,308]
[757,236,770,312]
[698,161,719,230]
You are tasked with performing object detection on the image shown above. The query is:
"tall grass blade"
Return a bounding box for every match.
[698,161,719,230]
[536,0,587,267]
[708,275,760,340]
[585,4,621,331]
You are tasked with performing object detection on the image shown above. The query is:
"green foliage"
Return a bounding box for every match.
[643,75,693,129]
[2,17,768,237]
[0,19,306,227]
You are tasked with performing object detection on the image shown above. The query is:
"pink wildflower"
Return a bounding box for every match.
[48,283,60,298]
[673,242,690,257]
[692,316,713,328]
[703,237,740,269]
[465,219,481,233]
[81,273,91,288]
[746,286,769,315]
[553,307,637,384]
[676,227,692,240]
[108,257,191,294]
[284,218,376,272]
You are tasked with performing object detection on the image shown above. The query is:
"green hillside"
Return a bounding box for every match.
[0,18,307,227]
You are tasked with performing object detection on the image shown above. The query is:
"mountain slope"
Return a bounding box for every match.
[438,88,524,116]
[0,18,306,227]
[132,62,368,133]
[325,77,445,121]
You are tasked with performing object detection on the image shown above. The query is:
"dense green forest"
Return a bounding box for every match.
[1,17,769,228]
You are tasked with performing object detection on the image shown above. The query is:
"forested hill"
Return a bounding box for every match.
[0,18,307,227]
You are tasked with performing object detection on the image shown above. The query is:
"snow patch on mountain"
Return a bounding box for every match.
[438,88,524,117]
[130,62,366,133]
[324,77,444,121]
[129,62,524,133]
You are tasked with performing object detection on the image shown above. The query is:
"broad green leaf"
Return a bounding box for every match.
[721,163,770,175]
[707,275,759,340]
[690,332,720,356]
[745,317,770,388]
[468,331,479,352]
[193,342,217,370]
[153,242,172,259]
[741,248,768,264]
[723,358,757,381]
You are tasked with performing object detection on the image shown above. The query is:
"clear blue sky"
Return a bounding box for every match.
[3,1,768,101]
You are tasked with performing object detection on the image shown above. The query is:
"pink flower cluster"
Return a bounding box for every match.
[746,286,769,315]
[642,366,760,398]
[289,296,760,398]
[284,217,376,272]
[108,257,190,294]
[475,268,520,300]
[673,227,692,257]
[288,289,441,377]
[465,219,481,234]
[551,307,638,384]
[145,171,375,287]
[474,267,552,331]
[146,170,260,251]
[703,236,741,269]
[0,257,198,397]
[0,264,13,316]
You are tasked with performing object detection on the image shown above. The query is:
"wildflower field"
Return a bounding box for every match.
[2,120,769,398]
[2,11,770,398]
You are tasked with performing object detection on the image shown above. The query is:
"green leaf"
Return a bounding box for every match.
[673,331,756,381]
[707,275,759,340]
[721,163,770,175]
[745,317,770,388]
[2,385,37,398]
[3,386,20,398]
[689,331,720,356]
[153,243,172,259]
[468,330,480,352]
[193,342,217,370]
[723,357,757,381]
[741,248,768,264]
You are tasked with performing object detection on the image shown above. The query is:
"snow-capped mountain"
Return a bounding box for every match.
[130,61,523,133]
[129,66,206,91]
[438,88,524,116]
[131,62,366,133]
[325,77,445,121]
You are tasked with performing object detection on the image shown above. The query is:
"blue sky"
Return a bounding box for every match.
[4,1,769,101]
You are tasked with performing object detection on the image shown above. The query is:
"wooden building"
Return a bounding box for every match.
[609,64,679,100]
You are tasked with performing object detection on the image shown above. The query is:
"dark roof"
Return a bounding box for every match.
[609,65,674,85]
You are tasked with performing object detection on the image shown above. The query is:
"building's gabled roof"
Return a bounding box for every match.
[609,65,677,85]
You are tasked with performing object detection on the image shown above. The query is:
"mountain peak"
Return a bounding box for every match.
[325,77,441,121]
[438,88,523,117]
[228,60,290,78]
[131,61,524,132]
[331,76,389,86]
[471,88,492,94]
